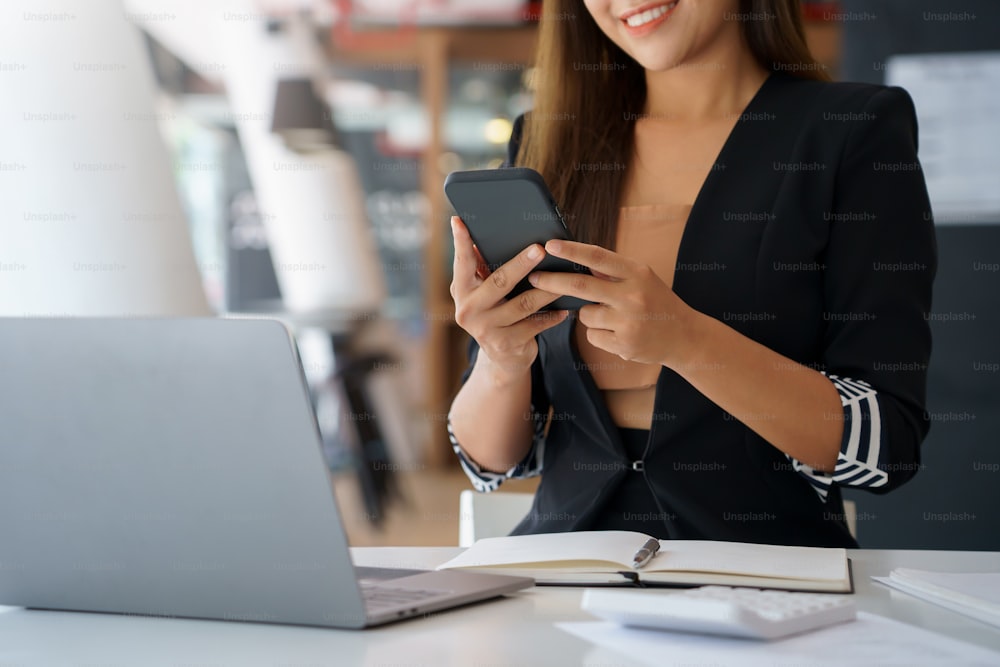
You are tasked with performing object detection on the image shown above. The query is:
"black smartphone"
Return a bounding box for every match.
[444,167,593,311]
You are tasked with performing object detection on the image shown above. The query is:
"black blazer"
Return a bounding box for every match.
[458,73,937,548]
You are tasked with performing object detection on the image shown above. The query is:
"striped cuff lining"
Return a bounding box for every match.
[789,373,889,501]
[448,405,546,493]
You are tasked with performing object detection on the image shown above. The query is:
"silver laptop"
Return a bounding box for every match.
[0,317,531,628]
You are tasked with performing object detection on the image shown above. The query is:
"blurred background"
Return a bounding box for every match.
[1,0,997,549]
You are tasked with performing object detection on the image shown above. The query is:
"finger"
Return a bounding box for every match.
[577,303,614,330]
[477,242,546,306]
[473,245,491,280]
[528,270,617,304]
[491,288,565,327]
[451,216,480,293]
[506,308,570,339]
[544,240,634,279]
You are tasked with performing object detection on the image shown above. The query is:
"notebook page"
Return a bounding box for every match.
[438,531,648,570]
[647,540,847,582]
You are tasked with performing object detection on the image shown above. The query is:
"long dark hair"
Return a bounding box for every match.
[518,0,827,249]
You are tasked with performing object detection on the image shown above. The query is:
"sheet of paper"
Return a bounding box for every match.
[886,52,1000,224]
[558,612,1000,667]
[874,569,1000,629]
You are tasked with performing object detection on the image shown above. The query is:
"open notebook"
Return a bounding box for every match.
[438,530,853,593]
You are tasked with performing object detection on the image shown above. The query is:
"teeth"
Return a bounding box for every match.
[625,2,676,27]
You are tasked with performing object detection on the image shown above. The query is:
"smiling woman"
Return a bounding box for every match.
[523,0,826,249]
[446,0,936,548]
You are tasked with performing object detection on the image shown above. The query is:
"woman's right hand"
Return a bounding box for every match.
[450,215,569,381]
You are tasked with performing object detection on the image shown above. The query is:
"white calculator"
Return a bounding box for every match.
[582,585,857,640]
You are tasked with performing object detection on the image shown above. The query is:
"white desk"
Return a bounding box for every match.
[1,548,997,665]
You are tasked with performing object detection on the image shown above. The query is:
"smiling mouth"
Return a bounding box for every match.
[621,1,678,29]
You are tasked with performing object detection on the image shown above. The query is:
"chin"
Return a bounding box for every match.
[627,51,688,72]
[613,37,691,72]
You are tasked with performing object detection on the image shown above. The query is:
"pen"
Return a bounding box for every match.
[631,538,660,569]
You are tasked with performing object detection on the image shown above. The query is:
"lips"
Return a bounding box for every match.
[620,1,678,34]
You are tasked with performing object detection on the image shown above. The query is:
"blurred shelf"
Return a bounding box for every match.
[326,22,537,468]
[324,24,538,67]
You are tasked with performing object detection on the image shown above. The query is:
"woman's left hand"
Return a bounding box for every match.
[528,239,698,368]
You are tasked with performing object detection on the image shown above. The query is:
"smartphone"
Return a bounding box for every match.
[444,167,593,311]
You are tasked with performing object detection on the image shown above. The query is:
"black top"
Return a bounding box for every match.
[585,427,675,538]
[453,73,937,548]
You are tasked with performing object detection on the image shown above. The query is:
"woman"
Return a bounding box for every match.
[447,0,936,547]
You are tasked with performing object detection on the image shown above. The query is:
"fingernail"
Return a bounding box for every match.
[527,245,541,260]
[546,240,562,253]
[528,273,539,286]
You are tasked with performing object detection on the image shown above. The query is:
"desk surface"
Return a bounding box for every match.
[1,547,998,665]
